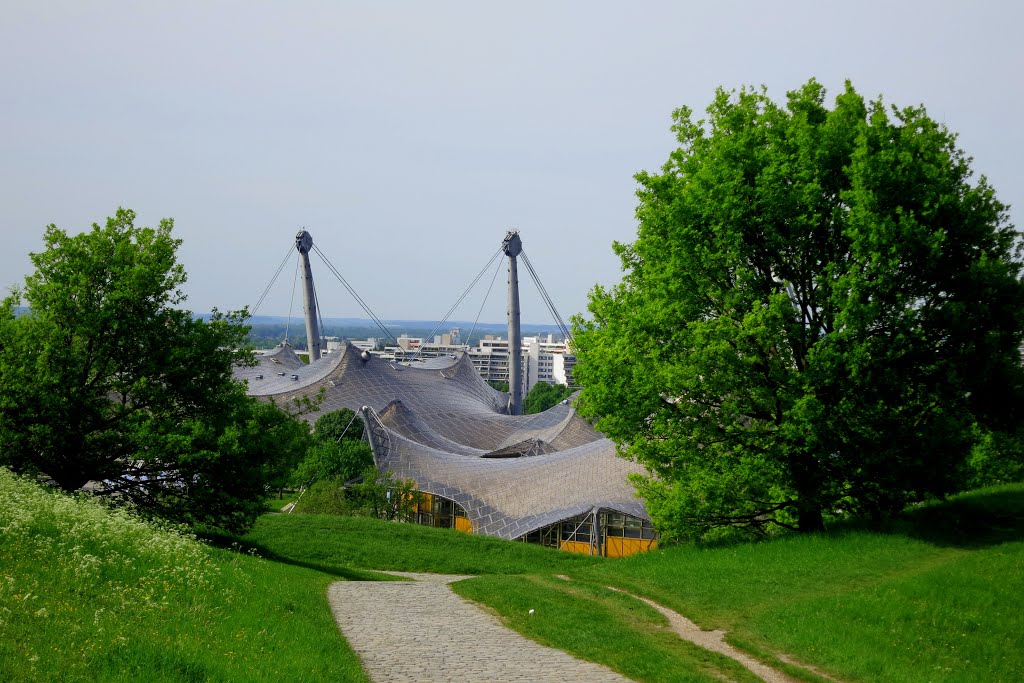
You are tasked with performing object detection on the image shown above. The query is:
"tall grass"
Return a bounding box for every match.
[0,468,368,682]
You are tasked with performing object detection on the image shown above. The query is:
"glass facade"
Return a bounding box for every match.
[520,509,657,557]
[414,494,470,531]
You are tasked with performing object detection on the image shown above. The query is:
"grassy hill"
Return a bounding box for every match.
[3,466,1023,682]
[0,469,370,682]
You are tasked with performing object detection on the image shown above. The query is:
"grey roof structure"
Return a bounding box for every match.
[239,341,649,539]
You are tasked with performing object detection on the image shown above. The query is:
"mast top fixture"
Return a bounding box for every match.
[502,230,522,257]
[295,229,313,254]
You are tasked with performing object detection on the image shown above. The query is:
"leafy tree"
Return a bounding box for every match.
[292,440,374,488]
[523,382,574,414]
[291,477,357,515]
[290,408,372,487]
[352,465,424,522]
[572,80,1024,542]
[0,209,311,533]
[312,407,365,442]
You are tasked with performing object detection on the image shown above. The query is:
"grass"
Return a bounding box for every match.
[453,574,763,683]
[241,512,605,575]
[0,469,368,683]
[450,484,1024,683]
[5,464,1023,682]
[261,492,298,513]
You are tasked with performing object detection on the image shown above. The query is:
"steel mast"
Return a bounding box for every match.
[295,229,323,363]
[503,230,523,415]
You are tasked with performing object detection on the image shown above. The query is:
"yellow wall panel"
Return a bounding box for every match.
[605,537,657,558]
[559,540,594,555]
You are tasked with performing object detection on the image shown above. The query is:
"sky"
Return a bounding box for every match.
[2,1,1022,325]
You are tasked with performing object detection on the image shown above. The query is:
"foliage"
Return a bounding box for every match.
[0,468,368,682]
[351,466,424,522]
[292,440,374,488]
[965,425,1024,489]
[571,80,1024,540]
[488,380,510,393]
[290,409,372,488]
[0,209,311,533]
[523,382,574,414]
[291,477,357,515]
[313,407,365,442]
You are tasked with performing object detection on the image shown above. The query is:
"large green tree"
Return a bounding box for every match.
[0,209,311,532]
[572,80,1024,541]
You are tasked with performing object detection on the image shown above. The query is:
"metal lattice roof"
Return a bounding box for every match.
[237,342,649,538]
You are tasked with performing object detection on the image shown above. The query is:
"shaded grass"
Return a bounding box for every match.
[261,493,298,513]
[0,469,368,682]
[243,512,605,575]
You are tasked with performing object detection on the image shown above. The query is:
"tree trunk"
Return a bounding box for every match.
[793,452,826,533]
[51,469,91,492]
[796,499,825,533]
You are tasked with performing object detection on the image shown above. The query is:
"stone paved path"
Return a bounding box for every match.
[327,572,632,683]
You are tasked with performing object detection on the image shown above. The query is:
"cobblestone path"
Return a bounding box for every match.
[327,572,632,683]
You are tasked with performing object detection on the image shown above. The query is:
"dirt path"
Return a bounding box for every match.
[328,571,632,683]
[607,586,821,683]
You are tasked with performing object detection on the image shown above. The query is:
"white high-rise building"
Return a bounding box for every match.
[368,329,576,394]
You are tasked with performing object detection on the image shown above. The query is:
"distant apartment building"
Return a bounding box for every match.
[369,328,576,394]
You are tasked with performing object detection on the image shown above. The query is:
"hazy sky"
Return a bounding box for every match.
[2,2,1021,325]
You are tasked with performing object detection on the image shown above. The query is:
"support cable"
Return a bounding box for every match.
[311,274,327,359]
[285,253,301,343]
[520,250,573,344]
[252,243,296,316]
[466,255,504,347]
[311,244,400,347]
[336,411,359,443]
[411,247,503,361]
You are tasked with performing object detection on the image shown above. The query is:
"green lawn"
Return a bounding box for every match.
[453,485,1024,683]
[241,512,605,575]
[4,465,1023,683]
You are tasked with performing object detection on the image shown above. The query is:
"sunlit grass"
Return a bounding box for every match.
[5,465,1022,683]
[0,468,367,682]
[242,512,604,575]
[453,575,762,683]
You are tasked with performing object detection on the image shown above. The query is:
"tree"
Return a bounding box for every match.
[291,408,373,487]
[571,80,1024,542]
[351,465,424,522]
[523,382,574,414]
[0,209,311,533]
[311,407,365,443]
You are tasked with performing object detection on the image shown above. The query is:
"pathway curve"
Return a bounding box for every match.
[328,572,632,683]
[607,587,805,683]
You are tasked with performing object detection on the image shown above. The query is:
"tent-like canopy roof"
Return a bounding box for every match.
[237,342,648,539]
